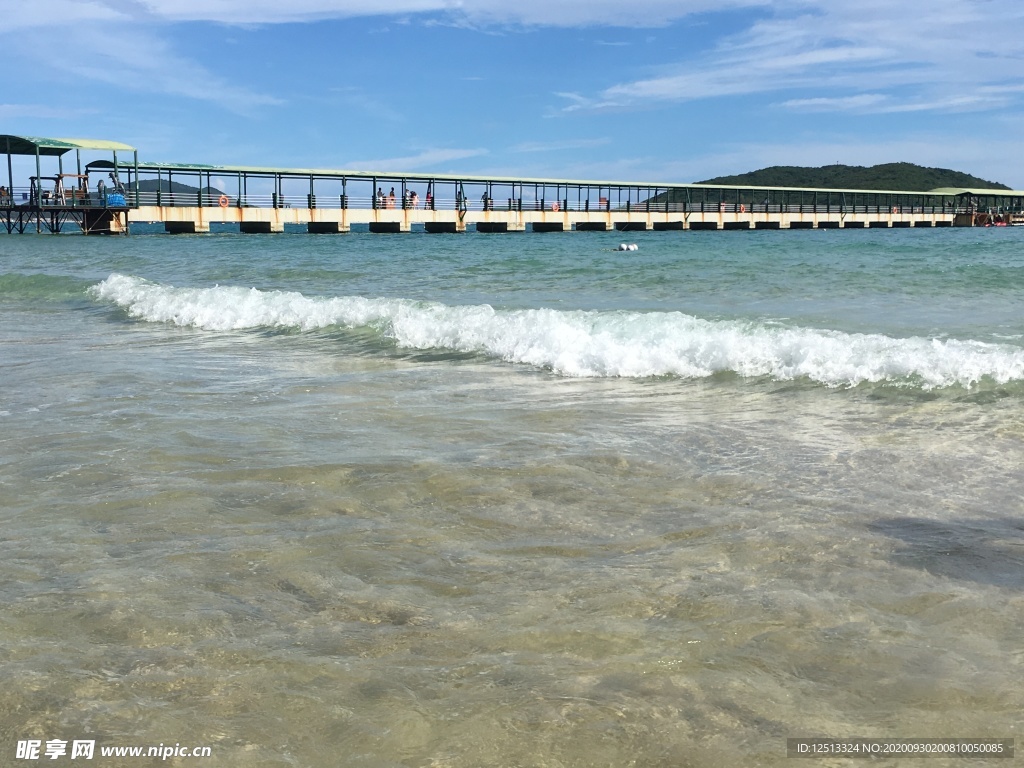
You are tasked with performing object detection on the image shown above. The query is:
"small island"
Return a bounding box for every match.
[695,162,1010,192]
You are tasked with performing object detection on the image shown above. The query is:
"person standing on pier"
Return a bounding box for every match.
[387,187,396,209]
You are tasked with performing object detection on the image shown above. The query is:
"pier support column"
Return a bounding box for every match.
[370,221,411,233]
[165,221,209,234]
[424,221,463,233]
[614,221,651,232]
[240,221,284,233]
[82,209,121,234]
[476,221,524,232]
[308,221,350,234]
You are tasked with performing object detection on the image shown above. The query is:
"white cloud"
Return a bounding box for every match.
[563,0,1024,115]
[93,0,770,27]
[511,138,611,153]
[344,147,489,171]
[780,94,890,112]
[0,0,124,30]
[0,21,281,115]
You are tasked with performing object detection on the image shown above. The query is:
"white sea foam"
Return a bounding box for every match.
[91,274,1024,388]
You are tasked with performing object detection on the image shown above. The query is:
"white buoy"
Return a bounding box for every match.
[617,243,638,251]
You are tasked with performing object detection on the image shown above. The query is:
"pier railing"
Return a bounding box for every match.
[3,183,998,220]
[100,161,1024,218]
[125,190,968,216]
[1,186,130,208]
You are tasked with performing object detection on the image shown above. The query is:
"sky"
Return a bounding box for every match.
[1,0,1023,188]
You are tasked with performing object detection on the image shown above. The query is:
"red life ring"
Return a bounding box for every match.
[551,201,560,212]
[218,195,230,208]
[891,206,898,214]
[739,204,746,213]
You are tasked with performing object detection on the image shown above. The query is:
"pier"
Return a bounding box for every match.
[1,136,137,234]
[3,135,1023,235]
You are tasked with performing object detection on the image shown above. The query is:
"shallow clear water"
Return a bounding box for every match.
[1,227,1023,766]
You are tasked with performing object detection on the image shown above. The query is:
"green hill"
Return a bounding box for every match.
[131,179,226,196]
[695,162,1010,191]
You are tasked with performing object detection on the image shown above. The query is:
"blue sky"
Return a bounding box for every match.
[2,0,1023,187]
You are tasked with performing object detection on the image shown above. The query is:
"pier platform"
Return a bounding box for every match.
[4,135,1023,235]
[131,203,954,233]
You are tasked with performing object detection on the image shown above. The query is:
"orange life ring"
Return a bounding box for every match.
[218,195,230,208]
[551,201,560,212]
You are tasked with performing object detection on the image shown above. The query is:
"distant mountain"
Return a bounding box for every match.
[130,179,226,196]
[694,163,1011,191]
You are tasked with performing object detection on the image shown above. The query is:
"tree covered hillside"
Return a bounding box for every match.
[695,163,1010,191]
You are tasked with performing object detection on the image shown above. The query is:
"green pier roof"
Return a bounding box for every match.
[1,135,136,156]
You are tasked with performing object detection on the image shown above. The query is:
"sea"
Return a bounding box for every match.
[1,225,1022,767]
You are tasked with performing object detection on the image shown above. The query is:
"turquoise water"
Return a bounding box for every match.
[2,227,1023,766]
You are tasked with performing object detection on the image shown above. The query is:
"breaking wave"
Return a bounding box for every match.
[90,274,1024,388]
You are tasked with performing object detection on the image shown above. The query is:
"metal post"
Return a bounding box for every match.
[35,147,41,231]
[73,150,81,208]
[112,151,118,208]
[6,137,13,205]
